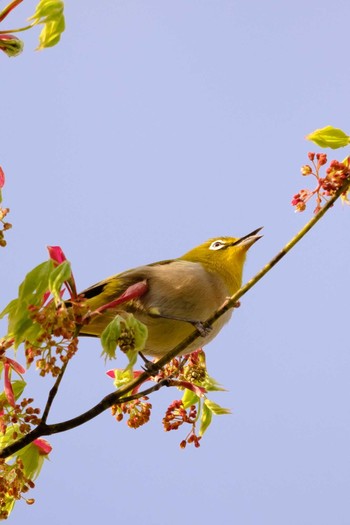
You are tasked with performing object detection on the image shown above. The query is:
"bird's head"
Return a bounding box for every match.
[180,227,263,293]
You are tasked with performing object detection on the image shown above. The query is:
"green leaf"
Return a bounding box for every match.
[125,348,138,370]
[16,443,45,479]
[48,260,71,303]
[1,260,54,347]
[306,126,350,149]
[0,297,18,320]
[28,0,65,50]
[18,260,53,302]
[0,423,20,449]
[182,388,199,409]
[204,374,227,392]
[101,316,122,360]
[112,368,134,389]
[204,398,231,416]
[37,14,65,49]
[199,401,212,436]
[124,314,148,352]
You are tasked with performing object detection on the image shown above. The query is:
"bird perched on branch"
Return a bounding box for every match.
[79,228,262,357]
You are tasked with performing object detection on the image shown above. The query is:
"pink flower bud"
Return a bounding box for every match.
[0,34,23,57]
[0,167,4,188]
[47,245,67,264]
[33,438,52,455]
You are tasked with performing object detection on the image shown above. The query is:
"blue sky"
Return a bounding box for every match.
[2,1,350,524]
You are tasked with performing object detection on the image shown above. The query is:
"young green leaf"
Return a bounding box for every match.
[306,126,350,149]
[1,260,54,346]
[28,0,65,50]
[182,388,199,409]
[204,398,231,415]
[101,316,122,360]
[16,443,45,479]
[199,401,212,436]
[124,314,148,352]
[48,260,71,303]
[204,374,227,392]
[18,260,53,302]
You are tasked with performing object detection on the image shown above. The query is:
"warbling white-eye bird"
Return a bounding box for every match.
[79,228,262,358]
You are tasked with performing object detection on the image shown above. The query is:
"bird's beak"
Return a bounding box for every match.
[232,227,263,249]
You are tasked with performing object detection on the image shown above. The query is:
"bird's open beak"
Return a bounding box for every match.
[232,227,263,249]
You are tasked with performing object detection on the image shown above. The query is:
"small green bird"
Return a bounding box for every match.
[80,228,262,357]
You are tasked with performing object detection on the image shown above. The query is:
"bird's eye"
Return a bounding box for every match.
[209,240,226,251]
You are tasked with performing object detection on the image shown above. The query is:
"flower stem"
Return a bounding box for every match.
[0,24,34,34]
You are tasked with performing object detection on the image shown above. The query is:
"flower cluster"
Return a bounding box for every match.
[0,458,35,519]
[0,398,41,437]
[0,167,11,248]
[107,349,221,448]
[292,153,350,213]
[25,299,86,377]
[111,396,152,429]
[163,400,201,448]
[0,207,11,248]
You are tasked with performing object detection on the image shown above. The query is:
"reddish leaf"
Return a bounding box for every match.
[0,166,4,188]
[47,245,67,264]
[33,438,52,455]
[5,356,25,375]
[4,363,15,407]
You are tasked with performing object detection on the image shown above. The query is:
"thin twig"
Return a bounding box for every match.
[0,379,170,457]
[1,177,349,459]
[41,361,69,424]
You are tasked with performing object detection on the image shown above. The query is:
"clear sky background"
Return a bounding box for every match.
[2,1,350,524]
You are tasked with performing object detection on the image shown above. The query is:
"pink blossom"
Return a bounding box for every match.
[0,167,4,189]
[47,245,67,265]
[33,438,52,455]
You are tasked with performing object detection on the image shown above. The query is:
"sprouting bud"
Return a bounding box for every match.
[316,153,328,166]
[0,34,24,57]
[295,201,306,212]
[308,152,315,161]
[301,165,312,176]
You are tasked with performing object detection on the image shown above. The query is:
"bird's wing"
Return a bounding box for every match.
[79,260,173,310]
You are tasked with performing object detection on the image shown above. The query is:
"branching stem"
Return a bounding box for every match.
[1,177,349,459]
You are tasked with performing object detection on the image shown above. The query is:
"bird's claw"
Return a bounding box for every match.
[139,352,161,376]
[193,321,212,337]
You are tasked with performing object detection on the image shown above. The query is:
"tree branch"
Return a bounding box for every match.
[0,378,170,458]
[1,177,349,459]
[41,361,68,424]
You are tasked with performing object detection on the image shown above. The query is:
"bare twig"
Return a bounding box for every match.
[41,361,68,424]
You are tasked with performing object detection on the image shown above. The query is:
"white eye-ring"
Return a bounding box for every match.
[209,240,226,251]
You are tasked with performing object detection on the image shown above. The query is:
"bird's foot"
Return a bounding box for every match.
[192,321,212,337]
[139,352,161,376]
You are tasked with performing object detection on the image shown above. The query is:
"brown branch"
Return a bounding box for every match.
[41,361,68,424]
[1,177,349,459]
[0,378,170,458]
